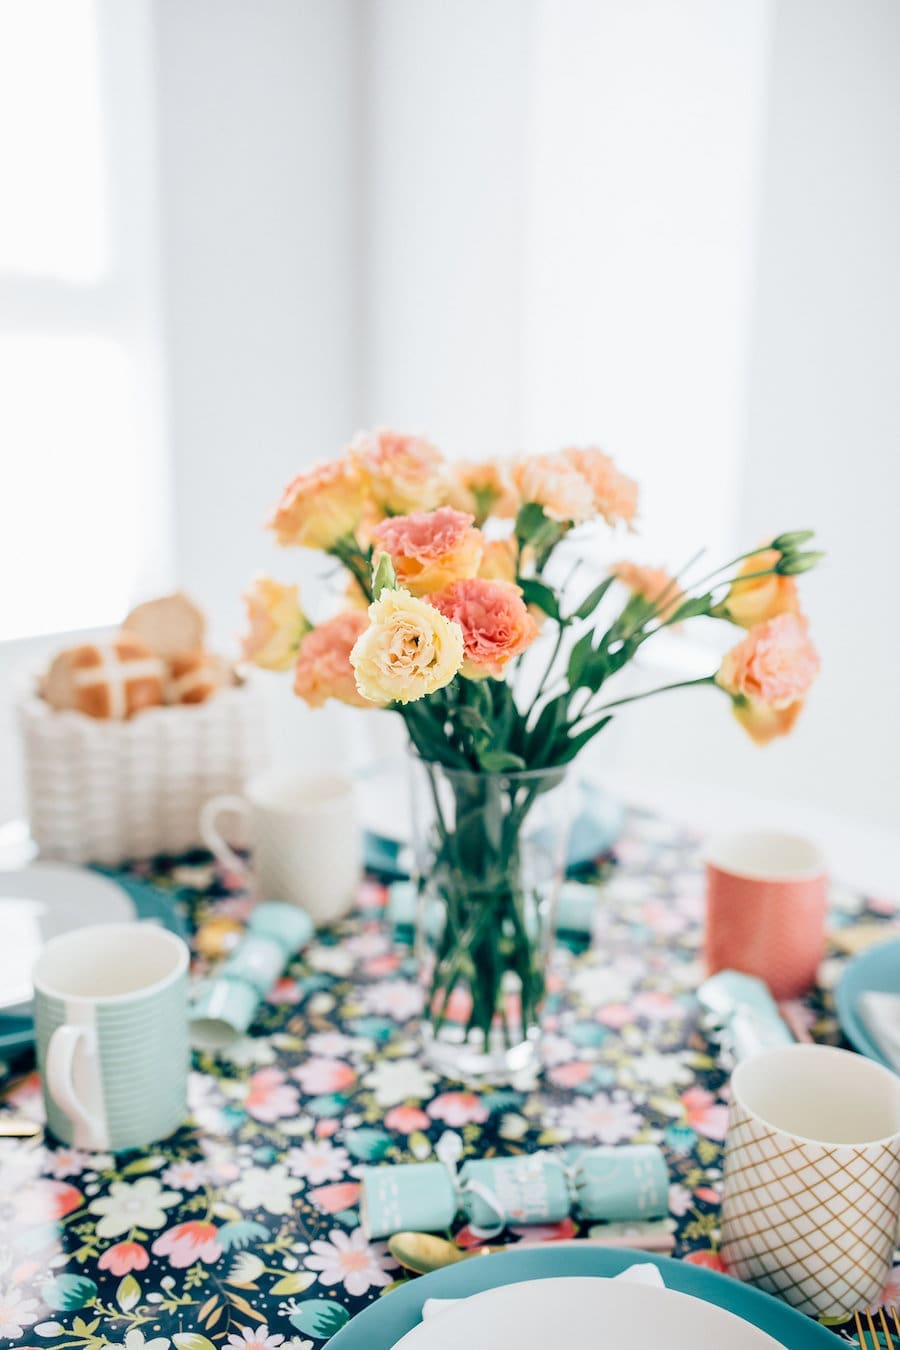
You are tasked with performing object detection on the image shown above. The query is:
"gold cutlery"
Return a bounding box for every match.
[388,1230,676,1275]
[854,1305,900,1347]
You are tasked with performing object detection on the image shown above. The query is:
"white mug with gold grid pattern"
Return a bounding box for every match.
[721,1043,900,1318]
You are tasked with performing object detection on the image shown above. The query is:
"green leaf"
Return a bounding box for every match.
[526,693,569,767]
[556,714,613,764]
[567,629,595,687]
[518,578,560,621]
[117,1274,141,1312]
[290,1299,351,1338]
[668,593,713,623]
[174,1335,217,1350]
[478,749,527,772]
[572,575,614,621]
[514,501,548,546]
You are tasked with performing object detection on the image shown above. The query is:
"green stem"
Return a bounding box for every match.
[572,674,717,726]
[528,623,568,719]
[331,538,373,603]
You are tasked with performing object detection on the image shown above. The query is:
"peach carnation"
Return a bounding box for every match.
[268,458,366,550]
[350,428,447,514]
[446,459,518,524]
[563,448,639,527]
[720,546,800,629]
[716,612,819,744]
[430,578,539,679]
[512,452,595,524]
[372,507,483,597]
[612,562,683,622]
[294,610,372,708]
[241,577,310,671]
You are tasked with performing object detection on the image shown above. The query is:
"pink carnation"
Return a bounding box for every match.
[294,610,372,708]
[430,577,539,678]
[350,428,447,514]
[372,507,483,596]
[718,613,819,707]
[716,612,819,745]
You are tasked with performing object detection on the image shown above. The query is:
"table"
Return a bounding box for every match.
[0,811,889,1347]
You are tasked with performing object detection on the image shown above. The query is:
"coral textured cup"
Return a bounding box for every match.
[705,830,827,999]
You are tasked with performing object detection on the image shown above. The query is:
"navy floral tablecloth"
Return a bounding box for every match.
[0,811,895,1348]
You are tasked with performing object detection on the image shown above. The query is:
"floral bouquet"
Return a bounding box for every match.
[243,429,822,1079]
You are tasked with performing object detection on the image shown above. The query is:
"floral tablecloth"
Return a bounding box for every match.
[0,811,893,1349]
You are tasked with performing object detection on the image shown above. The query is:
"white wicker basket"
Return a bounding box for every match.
[18,680,268,865]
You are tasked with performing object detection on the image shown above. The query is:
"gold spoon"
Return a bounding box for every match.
[388,1230,675,1275]
[388,1232,502,1274]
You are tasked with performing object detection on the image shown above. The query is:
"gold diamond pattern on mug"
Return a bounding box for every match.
[721,1105,900,1316]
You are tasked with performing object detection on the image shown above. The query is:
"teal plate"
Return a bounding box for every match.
[328,1246,835,1349]
[835,936,900,1071]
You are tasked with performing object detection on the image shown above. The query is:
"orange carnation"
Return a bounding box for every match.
[430,577,539,679]
[372,507,483,597]
[719,547,800,629]
[294,610,373,708]
[612,562,683,622]
[562,448,639,527]
[268,458,366,550]
[716,612,819,745]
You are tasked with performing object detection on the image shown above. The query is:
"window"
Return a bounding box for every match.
[0,0,170,640]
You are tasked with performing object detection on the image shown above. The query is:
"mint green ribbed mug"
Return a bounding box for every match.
[33,923,190,1151]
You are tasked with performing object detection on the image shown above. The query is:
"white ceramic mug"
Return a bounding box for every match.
[33,923,190,1151]
[200,769,361,925]
[721,1043,900,1317]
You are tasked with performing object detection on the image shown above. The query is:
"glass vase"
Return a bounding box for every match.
[411,759,572,1085]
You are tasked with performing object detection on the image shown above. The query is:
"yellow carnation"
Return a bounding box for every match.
[350,588,464,704]
[478,536,518,583]
[241,577,310,671]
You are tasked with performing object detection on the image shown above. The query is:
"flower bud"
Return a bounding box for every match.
[770,530,814,552]
[775,551,825,575]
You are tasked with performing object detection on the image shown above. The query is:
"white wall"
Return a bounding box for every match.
[7,0,898,860]
[360,0,531,455]
[155,0,363,646]
[153,0,366,766]
[609,0,900,836]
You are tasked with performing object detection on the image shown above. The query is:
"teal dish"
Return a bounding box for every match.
[835,936,900,1070]
[328,1246,835,1349]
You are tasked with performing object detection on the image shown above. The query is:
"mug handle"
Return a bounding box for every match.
[200,794,251,877]
[46,1025,105,1150]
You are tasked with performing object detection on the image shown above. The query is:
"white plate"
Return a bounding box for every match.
[392,1277,784,1350]
[0,864,135,1010]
